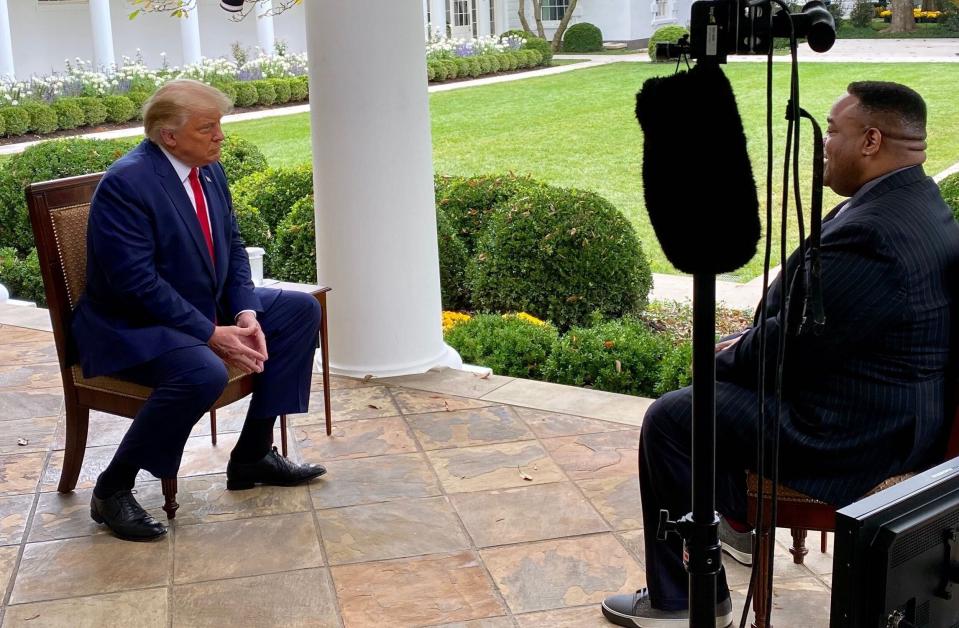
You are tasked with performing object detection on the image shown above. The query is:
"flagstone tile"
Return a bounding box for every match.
[310,373,376,391]
[615,529,646,569]
[730,576,830,628]
[293,385,399,426]
[0,545,18,601]
[378,367,514,399]
[788,530,833,576]
[541,430,641,481]
[451,483,608,547]
[0,362,61,390]
[53,411,131,449]
[28,484,163,543]
[173,512,323,584]
[515,605,611,627]
[427,441,565,494]
[173,568,338,628]
[293,416,418,462]
[0,327,51,343]
[2,587,168,628]
[176,431,239,478]
[0,416,58,455]
[408,405,534,450]
[576,475,643,530]
[480,534,646,614]
[332,551,506,627]
[0,340,58,366]
[309,452,441,509]
[0,452,47,496]
[425,618,516,628]
[316,496,470,565]
[0,389,62,422]
[391,387,496,415]
[512,407,633,440]
[10,534,170,604]
[0,494,34,545]
[153,473,312,527]
[42,445,152,492]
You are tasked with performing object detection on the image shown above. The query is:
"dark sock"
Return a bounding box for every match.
[94,458,139,498]
[231,415,278,463]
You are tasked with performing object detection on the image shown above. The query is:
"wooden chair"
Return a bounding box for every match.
[27,172,333,520]
[746,400,959,628]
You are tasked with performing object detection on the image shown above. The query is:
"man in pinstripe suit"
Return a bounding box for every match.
[603,82,959,627]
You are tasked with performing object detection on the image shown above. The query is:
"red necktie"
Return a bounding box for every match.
[188,167,215,264]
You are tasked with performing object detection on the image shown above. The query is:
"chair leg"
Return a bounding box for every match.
[790,528,808,565]
[318,291,333,436]
[280,414,288,457]
[57,403,89,493]
[821,531,828,554]
[210,408,217,446]
[751,525,773,628]
[161,478,179,520]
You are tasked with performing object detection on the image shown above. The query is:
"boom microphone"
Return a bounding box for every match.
[635,63,761,274]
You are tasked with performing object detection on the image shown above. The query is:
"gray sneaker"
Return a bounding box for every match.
[719,516,754,566]
[601,588,733,628]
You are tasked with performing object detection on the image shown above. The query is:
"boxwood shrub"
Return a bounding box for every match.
[218,134,269,182]
[543,317,671,396]
[0,247,45,306]
[445,313,558,379]
[269,195,316,283]
[52,98,85,130]
[437,208,470,310]
[269,78,292,104]
[467,185,652,329]
[290,76,309,101]
[562,22,604,53]
[231,198,272,249]
[234,81,258,107]
[943,172,959,219]
[251,80,277,106]
[648,25,689,61]
[125,91,151,120]
[0,107,31,136]
[522,36,553,65]
[76,96,108,126]
[102,95,136,123]
[231,164,313,231]
[20,102,58,134]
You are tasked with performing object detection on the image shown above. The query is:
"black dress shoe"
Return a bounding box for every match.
[90,490,167,542]
[226,446,327,490]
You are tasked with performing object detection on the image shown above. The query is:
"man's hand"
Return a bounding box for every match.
[208,322,267,374]
[236,311,268,365]
[715,335,742,354]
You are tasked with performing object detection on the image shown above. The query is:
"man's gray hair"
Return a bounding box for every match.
[143,79,233,144]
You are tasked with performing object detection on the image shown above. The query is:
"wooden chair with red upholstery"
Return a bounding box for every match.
[27,172,333,519]
[746,398,959,628]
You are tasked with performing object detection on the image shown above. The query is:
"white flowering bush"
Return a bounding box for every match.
[426,35,510,61]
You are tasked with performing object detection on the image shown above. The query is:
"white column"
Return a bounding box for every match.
[477,0,492,37]
[0,0,13,79]
[494,0,510,35]
[256,0,276,54]
[89,0,115,71]
[429,0,447,38]
[179,6,202,65]
[304,1,461,378]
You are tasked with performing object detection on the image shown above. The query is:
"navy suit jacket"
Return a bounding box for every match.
[716,166,959,506]
[73,139,271,377]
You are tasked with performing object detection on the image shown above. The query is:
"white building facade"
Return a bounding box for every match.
[0,0,689,80]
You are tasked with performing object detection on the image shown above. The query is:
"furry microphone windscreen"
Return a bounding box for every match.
[635,63,760,275]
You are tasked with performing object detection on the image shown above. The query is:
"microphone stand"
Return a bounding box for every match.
[659,273,720,628]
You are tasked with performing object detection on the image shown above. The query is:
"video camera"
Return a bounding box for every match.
[656,0,836,64]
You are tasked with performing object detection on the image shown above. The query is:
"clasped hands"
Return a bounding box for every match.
[208,311,268,374]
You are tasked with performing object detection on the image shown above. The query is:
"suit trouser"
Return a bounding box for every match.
[112,288,322,478]
[641,381,760,611]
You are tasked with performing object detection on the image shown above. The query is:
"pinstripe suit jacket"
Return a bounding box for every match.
[715,165,959,506]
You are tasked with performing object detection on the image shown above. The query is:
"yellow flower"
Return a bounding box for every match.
[442,311,472,332]
[512,312,548,326]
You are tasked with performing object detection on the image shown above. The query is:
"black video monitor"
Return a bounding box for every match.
[831,457,959,628]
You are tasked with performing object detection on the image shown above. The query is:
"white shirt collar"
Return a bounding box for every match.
[158,145,195,184]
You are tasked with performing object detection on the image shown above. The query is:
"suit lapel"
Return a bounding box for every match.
[149,143,216,281]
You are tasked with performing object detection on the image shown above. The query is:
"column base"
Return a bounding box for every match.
[324,343,463,379]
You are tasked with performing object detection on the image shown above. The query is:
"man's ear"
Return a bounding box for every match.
[159,128,176,149]
[862,127,882,156]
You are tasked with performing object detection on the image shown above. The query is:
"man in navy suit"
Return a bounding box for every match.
[75,79,326,541]
[603,82,959,627]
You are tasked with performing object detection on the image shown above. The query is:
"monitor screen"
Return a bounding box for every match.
[831,457,959,628]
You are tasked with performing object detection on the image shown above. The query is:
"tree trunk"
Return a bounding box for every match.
[888,0,917,31]
[550,0,580,51]
[518,0,532,33]
[532,0,547,38]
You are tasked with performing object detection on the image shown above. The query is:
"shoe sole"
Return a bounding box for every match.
[90,508,168,542]
[601,602,733,628]
[226,467,327,491]
[721,542,753,566]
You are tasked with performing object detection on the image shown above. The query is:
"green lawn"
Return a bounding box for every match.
[224,61,959,279]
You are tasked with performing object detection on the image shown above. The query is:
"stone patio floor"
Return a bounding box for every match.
[0,317,834,627]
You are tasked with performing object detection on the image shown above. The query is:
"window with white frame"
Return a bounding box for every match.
[541,0,569,21]
[452,0,471,26]
[654,0,670,17]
